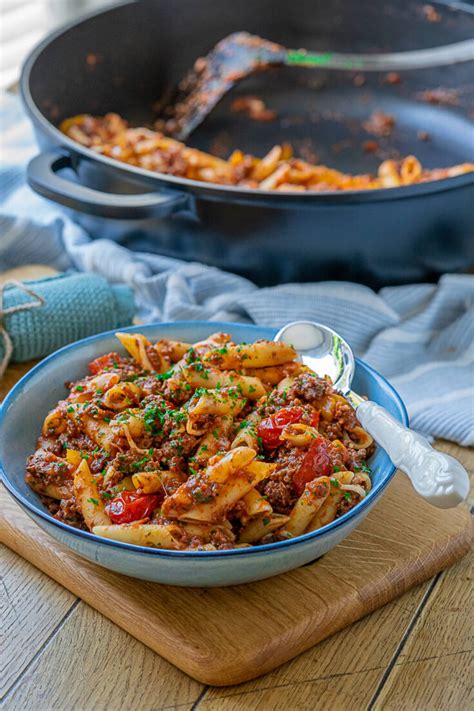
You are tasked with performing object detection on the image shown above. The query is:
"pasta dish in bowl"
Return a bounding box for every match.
[1,322,407,585]
[26,331,374,550]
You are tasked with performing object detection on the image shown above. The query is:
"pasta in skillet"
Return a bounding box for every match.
[26,332,375,550]
[61,113,474,192]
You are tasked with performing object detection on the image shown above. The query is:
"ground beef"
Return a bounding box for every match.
[36,436,64,457]
[230,95,277,122]
[321,419,343,441]
[288,373,331,403]
[136,375,166,397]
[89,451,111,475]
[258,392,302,417]
[26,449,73,485]
[140,394,182,441]
[261,478,294,513]
[363,111,396,137]
[417,88,459,106]
[158,434,199,470]
[422,4,441,22]
[190,413,213,432]
[58,425,96,453]
[259,446,306,514]
[336,495,360,517]
[53,496,86,529]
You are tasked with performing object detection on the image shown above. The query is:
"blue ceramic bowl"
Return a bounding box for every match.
[0,322,407,587]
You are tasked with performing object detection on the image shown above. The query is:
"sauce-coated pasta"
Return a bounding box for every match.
[61,113,473,192]
[26,333,375,549]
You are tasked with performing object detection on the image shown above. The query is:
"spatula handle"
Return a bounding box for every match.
[286,39,474,71]
[356,400,470,508]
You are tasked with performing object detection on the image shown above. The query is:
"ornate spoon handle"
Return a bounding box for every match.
[356,400,470,509]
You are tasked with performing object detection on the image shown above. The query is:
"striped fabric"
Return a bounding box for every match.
[1,92,473,445]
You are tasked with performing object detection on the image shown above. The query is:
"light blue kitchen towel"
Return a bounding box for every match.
[1,92,473,445]
[0,272,134,365]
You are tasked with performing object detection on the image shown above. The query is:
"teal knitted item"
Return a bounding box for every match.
[0,273,135,363]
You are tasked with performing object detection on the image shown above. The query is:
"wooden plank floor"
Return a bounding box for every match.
[1,307,472,709]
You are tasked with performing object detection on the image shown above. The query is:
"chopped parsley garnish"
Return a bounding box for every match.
[262,517,270,526]
[66,406,74,413]
[87,497,99,506]
[143,403,167,436]
[330,478,340,488]
[155,370,173,381]
[132,454,151,470]
[100,491,112,500]
[344,491,352,501]
[75,385,84,392]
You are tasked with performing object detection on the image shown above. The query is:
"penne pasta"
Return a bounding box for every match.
[241,362,303,385]
[132,470,167,494]
[204,341,298,370]
[186,388,246,435]
[61,113,474,194]
[161,447,257,519]
[182,363,266,400]
[73,458,111,529]
[101,382,142,410]
[81,415,117,452]
[93,523,185,549]
[240,488,273,523]
[231,410,261,449]
[116,332,154,370]
[195,416,234,464]
[155,339,192,362]
[26,332,374,550]
[42,408,67,436]
[306,472,353,531]
[239,513,290,544]
[279,477,331,538]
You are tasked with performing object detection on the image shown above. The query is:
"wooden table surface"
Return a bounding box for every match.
[1,317,473,710]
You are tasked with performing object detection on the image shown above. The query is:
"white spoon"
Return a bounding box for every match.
[275,320,470,509]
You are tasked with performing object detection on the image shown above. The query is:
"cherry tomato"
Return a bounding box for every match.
[107,491,160,524]
[293,436,332,496]
[88,352,121,375]
[257,407,305,450]
[310,410,321,428]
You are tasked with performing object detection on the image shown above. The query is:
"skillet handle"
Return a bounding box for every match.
[27,151,189,219]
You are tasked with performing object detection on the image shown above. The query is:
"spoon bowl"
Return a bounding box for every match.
[275,320,355,396]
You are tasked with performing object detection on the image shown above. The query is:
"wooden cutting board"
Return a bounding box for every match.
[1,474,471,687]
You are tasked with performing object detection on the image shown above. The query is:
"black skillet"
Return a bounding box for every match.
[22,0,474,287]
